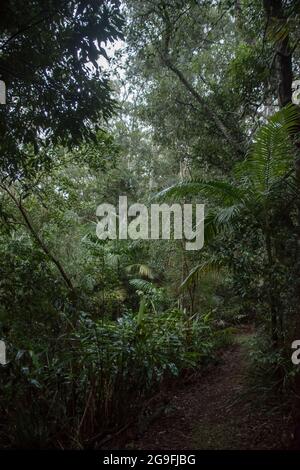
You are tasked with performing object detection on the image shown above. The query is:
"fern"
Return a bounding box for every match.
[129,278,155,294]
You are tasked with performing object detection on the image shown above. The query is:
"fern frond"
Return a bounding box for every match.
[129,278,155,294]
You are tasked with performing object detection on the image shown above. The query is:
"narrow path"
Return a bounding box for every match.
[129,330,292,450]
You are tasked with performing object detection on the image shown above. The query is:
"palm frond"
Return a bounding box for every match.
[202,204,245,241]
[203,211,218,242]
[180,259,224,291]
[215,203,245,225]
[126,263,155,279]
[156,180,246,206]
[235,104,300,196]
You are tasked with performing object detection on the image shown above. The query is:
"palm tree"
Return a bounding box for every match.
[157,104,300,346]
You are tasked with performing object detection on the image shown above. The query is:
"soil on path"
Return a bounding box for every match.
[127,330,292,450]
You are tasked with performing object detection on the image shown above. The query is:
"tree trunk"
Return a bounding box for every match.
[263,0,295,349]
[265,230,278,347]
[263,0,293,107]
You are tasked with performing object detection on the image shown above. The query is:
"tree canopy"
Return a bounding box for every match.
[0,0,123,177]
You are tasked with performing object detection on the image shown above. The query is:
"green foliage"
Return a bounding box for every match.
[180,259,225,292]
[235,104,300,197]
[0,0,124,177]
[0,308,218,448]
[227,43,269,105]
[158,104,300,225]
[247,331,300,397]
[1,0,300,451]
[156,103,300,354]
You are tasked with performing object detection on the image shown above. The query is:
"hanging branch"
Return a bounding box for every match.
[159,4,243,156]
[0,183,74,291]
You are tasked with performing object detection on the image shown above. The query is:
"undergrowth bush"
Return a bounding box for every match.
[247,330,300,400]
[0,308,225,448]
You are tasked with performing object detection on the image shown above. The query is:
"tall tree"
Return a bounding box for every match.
[0,0,124,179]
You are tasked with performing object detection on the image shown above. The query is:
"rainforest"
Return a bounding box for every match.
[1,0,300,457]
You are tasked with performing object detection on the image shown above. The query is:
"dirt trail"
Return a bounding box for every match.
[128,330,292,450]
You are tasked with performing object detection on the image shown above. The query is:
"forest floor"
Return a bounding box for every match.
[118,326,294,450]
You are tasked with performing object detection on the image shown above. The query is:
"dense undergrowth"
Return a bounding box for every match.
[0,301,233,448]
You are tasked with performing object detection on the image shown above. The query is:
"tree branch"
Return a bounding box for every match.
[159,4,243,155]
[164,57,242,154]
[0,184,74,291]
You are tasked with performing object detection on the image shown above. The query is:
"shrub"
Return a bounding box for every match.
[0,308,218,448]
